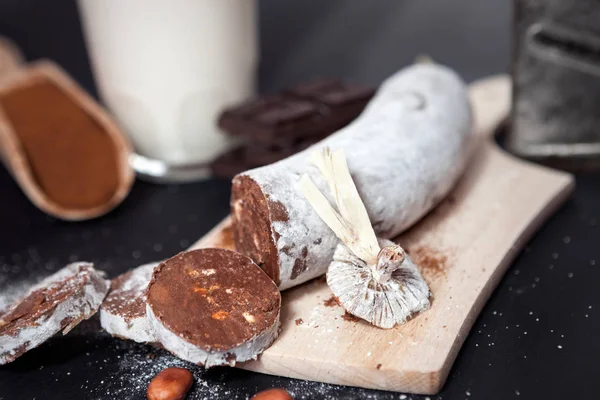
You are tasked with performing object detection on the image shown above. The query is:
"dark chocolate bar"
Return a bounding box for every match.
[210,136,321,180]
[218,78,375,143]
[212,78,375,179]
[210,146,256,179]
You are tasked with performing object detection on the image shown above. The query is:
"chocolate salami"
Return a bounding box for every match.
[146,249,280,367]
[0,263,109,365]
[100,262,158,343]
[231,64,473,290]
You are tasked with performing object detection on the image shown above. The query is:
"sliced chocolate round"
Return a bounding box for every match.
[146,249,281,367]
[100,262,158,343]
[0,263,109,365]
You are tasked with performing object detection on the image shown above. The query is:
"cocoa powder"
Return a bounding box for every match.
[341,311,360,322]
[323,295,340,307]
[0,79,120,210]
[409,247,448,278]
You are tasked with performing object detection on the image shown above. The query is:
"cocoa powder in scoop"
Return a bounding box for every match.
[0,79,120,209]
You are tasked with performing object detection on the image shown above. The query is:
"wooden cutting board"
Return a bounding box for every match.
[190,75,574,395]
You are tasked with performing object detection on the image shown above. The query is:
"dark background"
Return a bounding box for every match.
[0,0,511,95]
[2,1,599,399]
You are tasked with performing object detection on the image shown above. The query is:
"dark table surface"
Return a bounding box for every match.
[1,1,599,399]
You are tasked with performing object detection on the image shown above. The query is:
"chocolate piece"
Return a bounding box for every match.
[210,146,262,180]
[146,249,280,367]
[210,137,322,179]
[0,263,109,365]
[285,78,374,114]
[219,95,317,142]
[245,136,322,166]
[100,262,158,343]
[218,79,374,143]
[212,78,374,179]
[231,64,473,290]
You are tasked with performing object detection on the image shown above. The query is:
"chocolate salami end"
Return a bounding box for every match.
[146,249,281,367]
[231,175,281,285]
[231,63,473,291]
[0,263,109,365]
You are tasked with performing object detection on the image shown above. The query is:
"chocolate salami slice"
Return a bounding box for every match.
[146,249,280,367]
[0,263,109,365]
[100,262,158,343]
[231,64,474,290]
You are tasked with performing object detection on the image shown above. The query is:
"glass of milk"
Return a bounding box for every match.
[77,0,257,182]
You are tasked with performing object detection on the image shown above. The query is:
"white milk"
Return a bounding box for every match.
[77,0,257,181]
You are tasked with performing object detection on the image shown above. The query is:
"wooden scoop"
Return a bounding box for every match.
[0,39,134,221]
[0,37,24,80]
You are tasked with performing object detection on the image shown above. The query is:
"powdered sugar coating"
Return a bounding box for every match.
[100,262,157,343]
[0,262,109,365]
[147,303,280,368]
[238,64,473,290]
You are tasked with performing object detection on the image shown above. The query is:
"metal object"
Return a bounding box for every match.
[129,153,211,183]
[510,0,600,169]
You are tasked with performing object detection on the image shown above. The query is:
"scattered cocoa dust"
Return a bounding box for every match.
[341,311,360,322]
[409,246,449,279]
[323,295,340,307]
[295,318,304,326]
